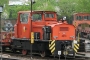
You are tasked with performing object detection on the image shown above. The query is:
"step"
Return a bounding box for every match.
[76,52,85,56]
[85,52,90,58]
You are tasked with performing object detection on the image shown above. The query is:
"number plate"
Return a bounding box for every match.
[58,51,61,55]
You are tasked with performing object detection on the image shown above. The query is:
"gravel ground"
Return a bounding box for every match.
[0,53,87,60]
[0,53,55,60]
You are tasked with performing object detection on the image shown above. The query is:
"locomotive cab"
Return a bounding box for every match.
[14,11,58,39]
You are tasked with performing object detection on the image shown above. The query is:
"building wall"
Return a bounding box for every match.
[9,0,29,5]
[1,20,16,27]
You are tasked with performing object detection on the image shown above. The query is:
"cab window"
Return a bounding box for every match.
[45,13,54,18]
[32,13,42,21]
[20,13,29,23]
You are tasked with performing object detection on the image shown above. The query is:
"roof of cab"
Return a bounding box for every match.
[18,10,57,13]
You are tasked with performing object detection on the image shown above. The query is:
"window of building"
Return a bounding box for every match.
[20,13,29,23]
[88,16,90,20]
[84,16,88,20]
[83,16,90,20]
[76,16,83,20]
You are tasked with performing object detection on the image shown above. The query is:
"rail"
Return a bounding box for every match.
[0,58,18,60]
[76,37,90,43]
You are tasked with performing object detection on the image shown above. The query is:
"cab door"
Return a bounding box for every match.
[17,13,31,38]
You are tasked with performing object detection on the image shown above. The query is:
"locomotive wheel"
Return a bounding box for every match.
[22,50,27,55]
[40,51,46,57]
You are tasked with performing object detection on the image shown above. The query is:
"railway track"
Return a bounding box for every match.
[0,51,86,60]
[0,37,89,60]
[76,37,90,41]
[0,52,57,60]
[80,38,90,41]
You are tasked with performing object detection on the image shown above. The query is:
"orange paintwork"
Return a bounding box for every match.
[50,23,75,40]
[14,11,75,40]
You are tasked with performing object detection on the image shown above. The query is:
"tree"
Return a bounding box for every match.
[0,0,9,19]
[7,5,30,19]
[0,0,9,6]
[57,0,78,23]
[75,0,90,12]
[5,0,59,19]
[3,0,90,20]
[32,0,57,11]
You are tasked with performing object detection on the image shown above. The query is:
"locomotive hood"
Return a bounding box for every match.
[47,23,75,40]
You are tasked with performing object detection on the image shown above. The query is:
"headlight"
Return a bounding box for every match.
[70,36,75,39]
[73,40,77,44]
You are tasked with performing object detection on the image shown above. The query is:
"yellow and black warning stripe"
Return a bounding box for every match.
[74,43,79,53]
[74,33,80,53]
[49,40,55,54]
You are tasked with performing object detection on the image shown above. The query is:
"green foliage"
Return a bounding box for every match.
[0,0,9,19]
[6,5,30,19]
[75,0,90,12]
[32,0,56,11]
[57,0,77,23]
[5,0,59,19]
[0,0,8,6]
[2,0,90,21]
